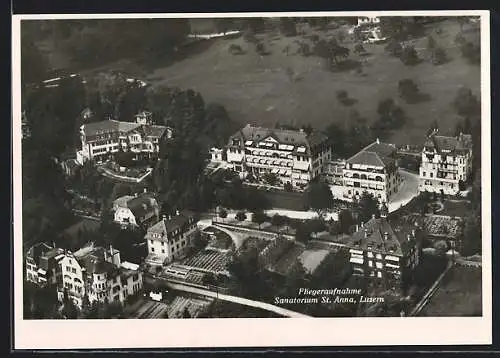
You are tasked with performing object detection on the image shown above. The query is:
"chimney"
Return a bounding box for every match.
[176,210,180,216]
[361,221,364,228]
[143,188,147,193]
[372,214,376,220]
[376,138,380,144]
[411,229,416,237]
[134,192,138,198]
[52,241,56,249]
[355,224,359,232]
[162,214,166,222]
[384,232,389,241]
[299,128,304,133]
[364,229,368,239]
[407,234,412,242]
[110,244,114,258]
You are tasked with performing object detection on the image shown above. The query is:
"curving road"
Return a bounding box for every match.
[166,282,312,318]
[388,169,420,213]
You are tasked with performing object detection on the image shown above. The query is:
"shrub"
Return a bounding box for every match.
[398,79,419,102]
[431,47,447,65]
[385,40,403,57]
[460,42,480,65]
[336,90,348,102]
[400,45,420,66]
[228,44,244,55]
[236,211,247,221]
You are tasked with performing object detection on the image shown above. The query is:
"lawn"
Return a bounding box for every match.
[440,199,472,218]
[62,217,100,238]
[141,19,480,146]
[419,265,482,316]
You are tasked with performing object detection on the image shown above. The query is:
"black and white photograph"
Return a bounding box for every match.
[12,11,491,349]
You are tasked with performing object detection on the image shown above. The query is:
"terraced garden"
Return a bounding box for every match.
[181,248,231,275]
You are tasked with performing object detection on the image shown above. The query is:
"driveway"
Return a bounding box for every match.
[388,169,420,213]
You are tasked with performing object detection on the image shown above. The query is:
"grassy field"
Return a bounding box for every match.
[142,19,480,146]
[37,18,480,147]
[419,265,482,317]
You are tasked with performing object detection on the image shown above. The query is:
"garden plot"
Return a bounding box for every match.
[268,243,305,276]
[167,295,214,318]
[422,215,464,238]
[298,248,331,274]
[181,249,231,275]
[128,299,169,319]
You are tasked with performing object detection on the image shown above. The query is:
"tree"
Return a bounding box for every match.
[182,307,192,318]
[451,87,481,119]
[252,211,268,229]
[384,39,403,57]
[336,90,349,103]
[354,43,367,56]
[280,17,297,36]
[355,191,380,223]
[305,182,334,216]
[461,214,481,256]
[398,79,420,103]
[431,46,447,65]
[427,35,436,51]
[284,182,293,192]
[235,211,247,222]
[282,260,308,296]
[61,289,79,319]
[263,172,278,186]
[271,214,287,227]
[339,209,356,234]
[400,45,420,66]
[218,208,228,222]
[460,42,480,65]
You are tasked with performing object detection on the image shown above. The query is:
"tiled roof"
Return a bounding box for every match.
[26,242,54,264]
[346,140,396,168]
[72,244,120,276]
[82,120,168,142]
[348,216,419,257]
[229,124,328,153]
[126,194,158,220]
[147,211,197,240]
[142,125,168,138]
[430,134,473,153]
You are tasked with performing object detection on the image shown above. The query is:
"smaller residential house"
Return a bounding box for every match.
[210,147,224,163]
[144,211,199,266]
[347,205,422,294]
[113,191,160,228]
[25,242,65,287]
[57,243,143,308]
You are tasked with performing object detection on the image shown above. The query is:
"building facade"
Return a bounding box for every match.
[419,132,473,195]
[144,211,198,266]
[348,208,421,294]
[324,159,346,186]
[225,124,331,189]
[112,191,160,228]
[77,119,172,164]
[25,242,65,287]
[342,139,401,204]
[57,243,143,308]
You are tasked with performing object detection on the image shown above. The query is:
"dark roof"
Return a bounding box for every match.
[229,124,328,154]
[83,120,168,142]
[346,140,396,168]
[26,242,54,265]
[73,245,120,276]
[125,193,158,220]
[142,125,168,138]
[348,216,419,257]
[428,133,473,153]
[147,211,197,240]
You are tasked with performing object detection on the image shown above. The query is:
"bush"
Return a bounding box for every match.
[400,45,420,66]
[398,79,420,102]
[336,90,348,102]
[284,182,293,192]
[385,40,403,57]
[460,42,480,65]
[228,44,244,55]
[235,211,247,221]
[431,47,447,65]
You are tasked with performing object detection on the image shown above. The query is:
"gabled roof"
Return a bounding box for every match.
[26,242,54,265]
[142,125,169,138]
[114,193,158,220]
[229,124,328,153]
[72,244,121,276]
[427,133,473,153]
[82,120,169,141]
[147,211,197,240]
[346,140,396,168]
[348,216,419,257]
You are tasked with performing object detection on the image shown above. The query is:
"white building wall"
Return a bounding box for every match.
[114,208,138,226]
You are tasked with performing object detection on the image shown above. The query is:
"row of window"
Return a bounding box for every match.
[65,266,77,274]
[422,180,455,189]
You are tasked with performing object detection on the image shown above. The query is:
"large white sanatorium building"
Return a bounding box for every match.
[225,124,331,189]
[77,119,171,164]
[342,139,401,204]
[419,133,473,195]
